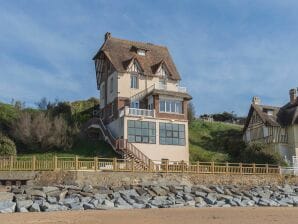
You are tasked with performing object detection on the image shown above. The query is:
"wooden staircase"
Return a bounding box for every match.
[86,118,154,171]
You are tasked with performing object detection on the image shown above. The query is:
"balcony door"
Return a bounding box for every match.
[130,100,140,109]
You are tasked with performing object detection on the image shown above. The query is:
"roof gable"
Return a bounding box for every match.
[93,36,181,80]
[243,104,280,132]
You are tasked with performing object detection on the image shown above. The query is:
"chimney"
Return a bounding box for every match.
[252,96,261,105]
[289,88,297,104]
[104,32,111,41]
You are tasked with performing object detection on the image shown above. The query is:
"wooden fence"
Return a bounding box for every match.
[0,156,281,175]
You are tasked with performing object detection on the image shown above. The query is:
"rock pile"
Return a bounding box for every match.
[0,184,297,213]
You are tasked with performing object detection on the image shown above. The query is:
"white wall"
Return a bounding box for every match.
[123,116,189,162]
[107,116,124,138]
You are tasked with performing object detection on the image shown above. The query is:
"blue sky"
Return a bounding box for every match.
[0,0,298,116]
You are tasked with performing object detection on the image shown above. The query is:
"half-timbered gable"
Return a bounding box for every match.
[243,89,298,163]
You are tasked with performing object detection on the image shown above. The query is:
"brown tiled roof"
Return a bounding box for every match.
[93,34,181,80]
[243,101,298,131]
[151,89,192,100]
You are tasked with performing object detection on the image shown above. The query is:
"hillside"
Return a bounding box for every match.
[189,120,244,162]
[1,100,282,164]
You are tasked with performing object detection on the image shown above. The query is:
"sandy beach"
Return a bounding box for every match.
[0,207,297,224]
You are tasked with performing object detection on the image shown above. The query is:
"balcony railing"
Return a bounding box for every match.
[124,106,155,118]
[155,83,187,93]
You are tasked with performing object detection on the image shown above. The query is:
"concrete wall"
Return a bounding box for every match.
[123,116,189,162]
[107,116,124,138]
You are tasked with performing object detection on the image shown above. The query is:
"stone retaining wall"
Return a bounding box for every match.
[1,171,297,187]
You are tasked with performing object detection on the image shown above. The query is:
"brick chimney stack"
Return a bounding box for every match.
[289,88,297,104]
[105,32,111,41]
[252,96,261,105]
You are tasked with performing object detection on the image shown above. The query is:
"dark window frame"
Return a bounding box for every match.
[127,120,156,144]
[159,122,185,146]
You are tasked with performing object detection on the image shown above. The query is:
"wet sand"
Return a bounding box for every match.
[0,207,297,224]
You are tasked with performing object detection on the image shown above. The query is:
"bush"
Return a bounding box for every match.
[0,133,17,156]
[11,111,78,152]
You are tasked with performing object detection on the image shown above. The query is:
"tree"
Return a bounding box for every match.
[12,111,77,151]
[0,133,17,156]
[35,97,49,110]
[187,102,196,123]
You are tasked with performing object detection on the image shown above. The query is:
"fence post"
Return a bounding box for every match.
[75,156,79,170]
[165,159,169,173]
[113,158,117,171]
[226,162,229,174]
[131,159,135,172]
[94,157,98,171]
[9,156,13,171]
[32,156,36,171]
[266,164,269,174]
[148,159,152,172]
[181,160,185,173]
[211,161,215,174]
[278,165,282,175]
[253,163,256,174]
[196,161,200,173]
[239,163,243,174]
[54,156,58,170]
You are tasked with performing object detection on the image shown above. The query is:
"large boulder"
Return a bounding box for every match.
[29,203,40,212]
[151,187,168,196]
[0,192,14,202]
[0,201,16,213]
[26,189,46,198]
[16,200,33,212]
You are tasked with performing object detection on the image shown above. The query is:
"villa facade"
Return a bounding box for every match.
[243,89,298,163]
[92,33,192,163]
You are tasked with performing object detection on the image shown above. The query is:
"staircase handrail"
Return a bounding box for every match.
[117,139,154,170]
[129,84,155,102]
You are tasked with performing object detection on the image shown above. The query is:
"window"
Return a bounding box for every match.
[159,122,185,145]
[130,75,138,89]
[148,96,153,110]
[110,77,113,93]
[159,99,183,113]
[127,120,156,144]
[130,100,139,109]
[137,49,146,56]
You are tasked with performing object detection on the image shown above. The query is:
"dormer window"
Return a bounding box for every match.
[267,110,273,116]
[263,108,274,116]
[137,49,146,56]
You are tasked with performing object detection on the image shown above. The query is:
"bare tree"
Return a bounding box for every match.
[12,111,76,151]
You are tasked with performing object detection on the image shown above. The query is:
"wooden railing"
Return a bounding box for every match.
[0,156,280,174]
[117,139,155,170]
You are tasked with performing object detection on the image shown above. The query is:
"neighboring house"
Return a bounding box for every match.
[92,32,192,164]
[243,89,298,163]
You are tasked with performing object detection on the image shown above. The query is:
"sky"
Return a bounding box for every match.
[0,0,298,116]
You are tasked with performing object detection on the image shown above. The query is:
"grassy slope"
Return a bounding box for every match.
[189,120,243,163]
[1,101,245,162]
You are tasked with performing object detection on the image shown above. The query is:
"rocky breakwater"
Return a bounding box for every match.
[0,184,297,213]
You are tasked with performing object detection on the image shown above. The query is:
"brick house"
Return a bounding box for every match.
[92,32,192,165]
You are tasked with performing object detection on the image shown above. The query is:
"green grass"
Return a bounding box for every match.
[18,138,119,159]
[189,120,244,163]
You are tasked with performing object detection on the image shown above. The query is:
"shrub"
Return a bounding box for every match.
[0,133,17,156]
[12,111,78,152]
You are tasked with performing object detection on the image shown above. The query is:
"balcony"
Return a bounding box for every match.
[154,83,187,93]
[120,106,155,118]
